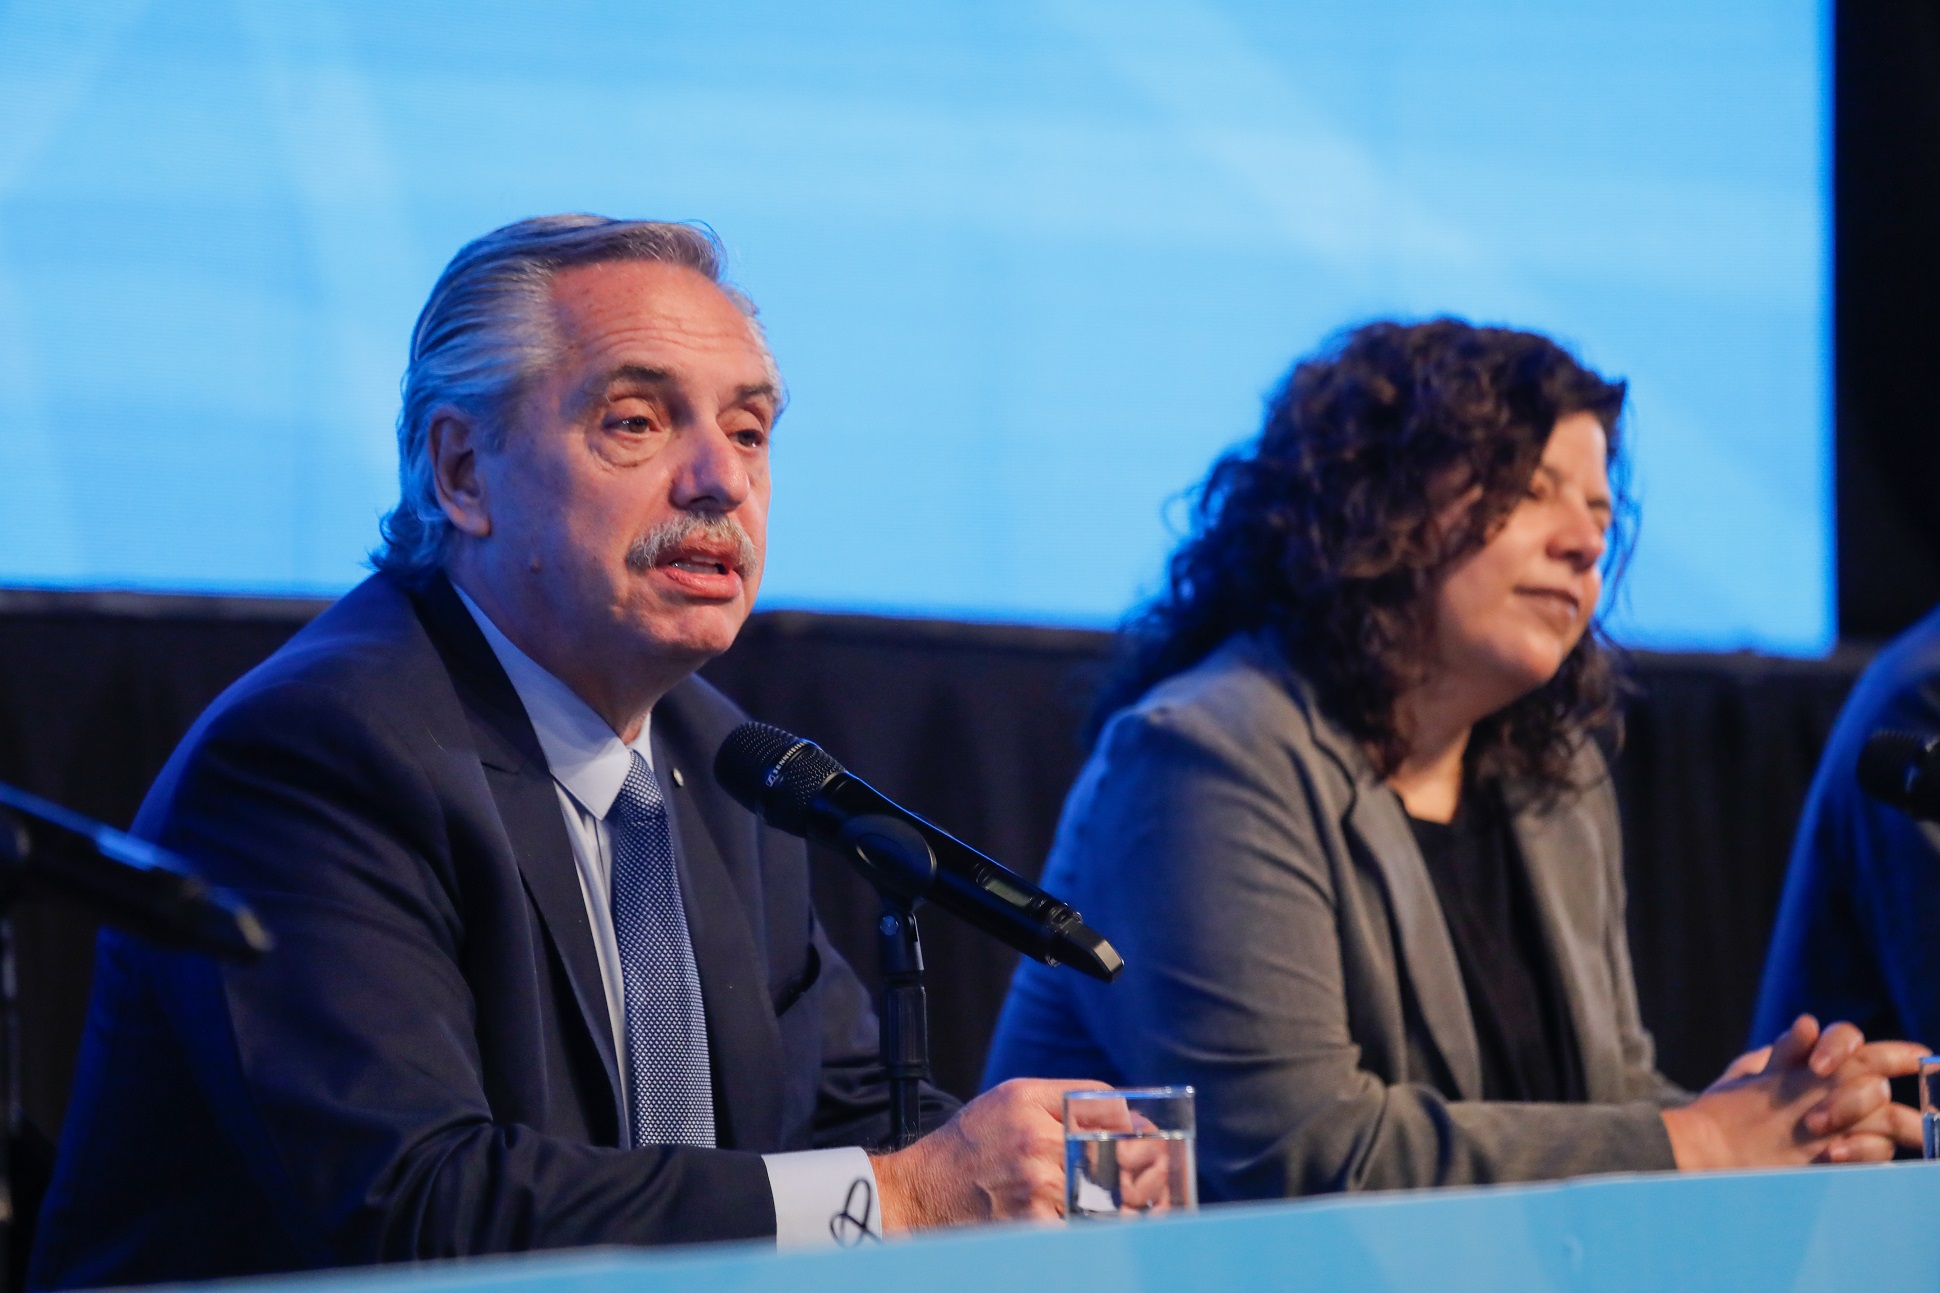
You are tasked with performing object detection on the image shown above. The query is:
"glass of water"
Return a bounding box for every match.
[1063,1087,1197,1220]
[1921,1057,1940,1159]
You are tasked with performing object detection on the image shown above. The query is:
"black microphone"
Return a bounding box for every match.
[0,781,274,962]
[714,721,1123,983]
[1857,729,1940,822]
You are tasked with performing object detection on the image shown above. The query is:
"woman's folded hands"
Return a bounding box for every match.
[1661,1014,1928,1170]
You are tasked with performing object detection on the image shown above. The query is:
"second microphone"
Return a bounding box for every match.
[714,721,1124,983]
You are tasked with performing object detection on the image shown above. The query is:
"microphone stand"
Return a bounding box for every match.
[836,815,940,1151]
[713,722,1125,1152]
[0,782,273,1293]
[876,899,927,1150]
[0,815,19,1293]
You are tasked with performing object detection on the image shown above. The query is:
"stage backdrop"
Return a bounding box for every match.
[0,0,1830,654]
[0,591,1868,1142]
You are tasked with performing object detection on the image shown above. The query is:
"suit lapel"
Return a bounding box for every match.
[1263,646,1486,1100]
[1510,793,1623,1102]
[1343,786,1485,1101]
[410,577,623,1128]
[653,710,785,1151]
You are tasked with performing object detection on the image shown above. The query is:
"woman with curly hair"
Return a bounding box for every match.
[984,318,1923,1196]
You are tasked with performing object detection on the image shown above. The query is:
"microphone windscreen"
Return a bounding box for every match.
[1857,729,1934,809]
[714,721,843,835]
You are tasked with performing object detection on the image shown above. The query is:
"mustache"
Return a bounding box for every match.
[623,512,762,579]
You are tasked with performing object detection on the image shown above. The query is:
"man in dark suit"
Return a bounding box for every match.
[31,216,1088,1288]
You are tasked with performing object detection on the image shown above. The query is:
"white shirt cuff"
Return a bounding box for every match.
[762,1147,884,1249]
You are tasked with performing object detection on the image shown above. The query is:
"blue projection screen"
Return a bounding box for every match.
[0,1,1827,652]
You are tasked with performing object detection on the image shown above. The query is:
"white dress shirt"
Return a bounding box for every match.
[454,587,881,1249]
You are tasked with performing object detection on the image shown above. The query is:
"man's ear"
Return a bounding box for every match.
[428,408,492,539]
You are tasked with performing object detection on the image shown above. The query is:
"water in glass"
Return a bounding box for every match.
[1065,1129,1197,1219]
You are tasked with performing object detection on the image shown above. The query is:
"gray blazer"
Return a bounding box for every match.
[984,633,1685,1198]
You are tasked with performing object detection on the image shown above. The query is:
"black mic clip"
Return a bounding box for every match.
[837,815,937,905]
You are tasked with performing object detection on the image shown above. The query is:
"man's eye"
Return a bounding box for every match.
[610,416,655,433]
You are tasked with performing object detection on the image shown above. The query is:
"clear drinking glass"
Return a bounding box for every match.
[1063,1086,1197,1220]
[1921,1056,1940,1160]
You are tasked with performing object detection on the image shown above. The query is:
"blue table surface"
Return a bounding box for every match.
[170,1162,1940,1293]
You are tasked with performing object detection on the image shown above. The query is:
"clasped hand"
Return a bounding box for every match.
[1662,1014,1928,1170]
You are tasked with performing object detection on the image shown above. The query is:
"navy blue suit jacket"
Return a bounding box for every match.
[1754,602,1940,1050]
[31,573,945,1287]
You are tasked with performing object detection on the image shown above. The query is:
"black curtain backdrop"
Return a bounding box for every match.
[1837,0,1940,639]
[0,593,1870,1144]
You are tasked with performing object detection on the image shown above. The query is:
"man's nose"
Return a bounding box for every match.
[670,420,751,512]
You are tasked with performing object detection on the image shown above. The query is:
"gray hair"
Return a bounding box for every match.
[371,214,773,582]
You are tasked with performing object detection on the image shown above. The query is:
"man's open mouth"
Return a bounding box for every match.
[667,556,733,576]
[624,515,761,586]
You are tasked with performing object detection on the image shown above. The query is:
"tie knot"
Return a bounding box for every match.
[611,751,664,824]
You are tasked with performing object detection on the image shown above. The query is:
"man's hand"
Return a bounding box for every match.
[1662,1015,1928,1170]
[871,1078,1108,1232]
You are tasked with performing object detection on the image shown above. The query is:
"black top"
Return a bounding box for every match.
[1408,785,1586,1104]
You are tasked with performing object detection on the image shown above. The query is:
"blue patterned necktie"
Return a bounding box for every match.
[607,751,716,1147]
